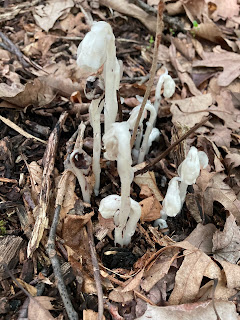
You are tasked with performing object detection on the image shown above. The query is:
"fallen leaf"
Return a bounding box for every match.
[16,279,37,296]
[122,268,145,292]
[170,93,212,127]
[212,213,240,264]
[139,196,162,222]
[83,309,105,320]
[33,0,74,32]
[169,241,221,305]
[193,50,240,86]
[0,78,55,108]
[205,0,239,21]
[134,163,163,201]
[185,223,217,254]
[225,152,240,168]
[205,173,240,223]
[28,296,54,320]
[54,12,89,36]
[136,300,238,320]
[209,123,232,148]
[181,0,206,22]
[221,261,240,289]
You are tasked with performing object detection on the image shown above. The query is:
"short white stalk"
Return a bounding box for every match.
[69,149,92,204]
[89,98,104,196]
[138,102,156,163]
[179,181,188,205]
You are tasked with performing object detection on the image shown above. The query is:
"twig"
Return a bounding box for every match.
[212,278,221,320]
[0,31,29,68]
[47,205,79,320]
[86,219,104,320]
[134,116,212,176]
[130,1,164,148]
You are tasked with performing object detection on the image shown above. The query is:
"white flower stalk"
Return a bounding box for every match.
[103,122,133,244]
[68,149,92,203]
[146,127,161,155]
[154,68,175,125]
[85,76,105,196]
[99,195,141,246]
[178,146,208,204]
[77,21,121,133]
[161,177,182,217]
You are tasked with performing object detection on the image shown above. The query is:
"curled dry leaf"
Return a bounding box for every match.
[33,0,74,32]
[212,213,240,264]
[134,163,163,202]
[225,152,240,169]
[136,300,238,320]
[0,78,55,108]
[28,161,43,204]
[139,196,162,222]
[169,240,222,305]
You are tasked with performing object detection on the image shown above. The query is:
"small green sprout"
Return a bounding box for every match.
[0,220,6,235]
[147,35,154,49]
[170,28,175,36]
[193,20,199,28]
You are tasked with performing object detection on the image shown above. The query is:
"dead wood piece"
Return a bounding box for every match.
[47,205,78,320]
[27,111,68,257]
[0,235,23,280]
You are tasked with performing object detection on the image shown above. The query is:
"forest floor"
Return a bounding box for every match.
[0,0,240,319]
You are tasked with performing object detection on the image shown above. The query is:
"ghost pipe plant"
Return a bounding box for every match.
[99,195,141,246]
[127,98,157,163]
[102,122,134,246]
[77,21,121,133]
[85,76,105,196]
[161,177,182,218]
[178,146,208,205]
[154,68,175,124]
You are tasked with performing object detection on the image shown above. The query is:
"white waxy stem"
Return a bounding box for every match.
[69,149,92,203]
[154,68,175,125]
[89,98,104,196]
[103,122,133,244]
[153,218,168,229]
[99,194,141,246]
[178,146,209,204]
[146,127,161,155]
[138,102,156,163]
[161,177,181,217]
[77,21,121,133]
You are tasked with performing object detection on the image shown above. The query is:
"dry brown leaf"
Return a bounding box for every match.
[194,21,227,44]
[210,90,240,131]
[122,268,145,292]
[134,163,163,201]
[221,261,240,289]
[139,196,162,222]
[28,161,43,203]
[170,93,212,127]
[181,0,206,22]
[193,50,240,86]
[33,0,74,32]
[83,309,105,320]
[109,287,134,303]
[205,174,240,223]
[139,185,153,199]
[136,301,238,320]
[225,152,240,168]
[169,241,221,305]
[23,32,56,58]
[16,278,37,296]
[0,78,55,108]
[212,213,240,264]
[141,248,179,292]
[54,12,89,36]
[185,223,217,254]
[99,0,156,33]
[205,0,239,21]
[209,124,232,148]
[28,296,55,320]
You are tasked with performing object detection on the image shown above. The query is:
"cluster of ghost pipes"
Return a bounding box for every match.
[70,21,208,246]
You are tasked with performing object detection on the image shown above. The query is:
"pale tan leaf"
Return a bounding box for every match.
[221,261,240,289]
[212,213,240,264]
[28,161,43,203]
[134,163,163,201]
[28,297,54,320]
[16,279,37,296]
[33,0,74,32]
[136,301,238,320]
[122,269,145,292]
[83,309,105,320]
[170,94,212,127]
[205,0,239,21]
[139,196,162,222]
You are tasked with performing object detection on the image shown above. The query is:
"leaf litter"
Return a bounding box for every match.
[0,0,240,319]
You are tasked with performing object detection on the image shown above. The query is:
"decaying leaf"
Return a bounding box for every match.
[33,0,74,32]
[170,93,212,127]
[139,196,162,222]
[221,261,240,289]
[136,300,238,320]
[205,0,239,21]
[134,163,163,201]
[28,296,55,320]
[212,213,240,264]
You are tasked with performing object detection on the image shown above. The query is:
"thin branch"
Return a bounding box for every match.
[130,1,164,148]
[86,219,104,320]
[47,205,79,320]
[134,116,212,176]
